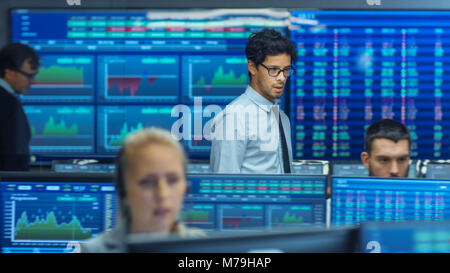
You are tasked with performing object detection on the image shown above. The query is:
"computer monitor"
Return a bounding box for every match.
[52,160,116,173]
[0,172,117,253]
[331,176,450,227]
[423,160,450,179]
[331,161,418,178]
[289,10,450,161]
[291,160,329,175]
[53,160,212,174]
[360,220,450,253]
[127,226,359,253]
[186,161,211,174]
[182,174,327,232]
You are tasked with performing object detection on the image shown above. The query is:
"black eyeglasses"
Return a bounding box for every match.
[260,63,295,78]
[15,69,38,80]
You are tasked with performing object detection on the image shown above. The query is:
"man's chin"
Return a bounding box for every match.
[271,92,283,100]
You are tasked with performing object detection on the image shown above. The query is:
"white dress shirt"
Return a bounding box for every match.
[210,86,293,174]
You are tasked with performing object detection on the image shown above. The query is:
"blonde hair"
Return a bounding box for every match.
[121,127,187,172]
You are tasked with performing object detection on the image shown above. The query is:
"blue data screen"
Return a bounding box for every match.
[1,181,118,253]
[331,177,450,227]
[96,105,179,153]
[182,175,327,232]
[290,10,450,160]
[97,55,179,103]
[21,55,95,103]
[24,105,95,154]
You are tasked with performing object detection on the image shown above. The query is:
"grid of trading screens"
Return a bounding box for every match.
[360,221,450,253]
[11,8,288,162]
[13,9,450,163]
[0,173,117,253]
[289,10,450,160]
[182,174,327,232]
[331,161,418,178]
[331,177,450,227]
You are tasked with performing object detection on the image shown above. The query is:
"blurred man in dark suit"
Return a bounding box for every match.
[0,43,39,171]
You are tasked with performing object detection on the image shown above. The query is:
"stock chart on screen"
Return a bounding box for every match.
[331,176,450,227]
[22,55,95,103]
[97,55,179,103]
[181,55,248,103]
[182,174,327,232]
[289,10,450,160]
[24,106,95,154]
[96,105,180,153]
[0,173,117,253]
[11,8,289,160]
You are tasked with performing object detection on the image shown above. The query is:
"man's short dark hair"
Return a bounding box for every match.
[245,28,297,79]
[0,43,40,77]
[364,119,411,154]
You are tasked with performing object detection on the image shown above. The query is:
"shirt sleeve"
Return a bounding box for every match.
[210,111,247,173]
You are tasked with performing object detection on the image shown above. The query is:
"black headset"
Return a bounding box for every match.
[115,147,127,200]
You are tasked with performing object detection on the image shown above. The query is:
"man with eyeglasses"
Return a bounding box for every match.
[210,29,297,174]
[0,43,40,171]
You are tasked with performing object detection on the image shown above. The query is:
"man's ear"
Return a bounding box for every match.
[248,60,257,77]
[3,68,15,80]
[361,152,370,170]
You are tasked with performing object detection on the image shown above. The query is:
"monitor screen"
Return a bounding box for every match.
[424,162,450,179]
[360,220,450,253]
[291,161,328,175]
[332,162,369,177]
[11,8,289,161]
[52,161,211,174]
[24,105,95,155]
[127,226,358,253]
[52,162,116,173]
[0,172,117,253]
[331,161,418,178]
[289,10,450,160]
[182,174,327,232]
[331,176,450,227]
[186,162,211,174]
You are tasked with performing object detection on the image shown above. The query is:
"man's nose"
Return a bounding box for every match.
[390,162,399,176]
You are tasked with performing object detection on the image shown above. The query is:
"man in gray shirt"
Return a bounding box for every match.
[210,29,297,174]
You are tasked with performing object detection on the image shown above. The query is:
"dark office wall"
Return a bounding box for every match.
[2,0,450,46]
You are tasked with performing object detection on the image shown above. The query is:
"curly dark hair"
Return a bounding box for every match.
[245,28,297,79]
[0,43,40,77]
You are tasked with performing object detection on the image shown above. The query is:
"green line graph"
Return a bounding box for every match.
[42,116,79,137]
[108,122,144,147]
[274,212,304,225]
[34,66,84,84]
[195,66,247,86]
[15,211,92,240]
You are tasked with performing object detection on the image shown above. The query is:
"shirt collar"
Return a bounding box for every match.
[0,78,16,95]
[244,85,278,113]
